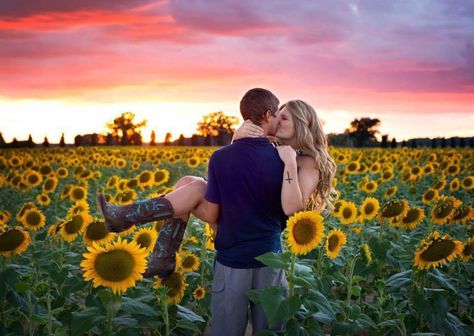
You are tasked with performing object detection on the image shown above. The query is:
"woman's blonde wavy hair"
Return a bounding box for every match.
[279,100,338,215]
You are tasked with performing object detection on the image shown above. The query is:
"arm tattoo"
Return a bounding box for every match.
[285,171,293,184]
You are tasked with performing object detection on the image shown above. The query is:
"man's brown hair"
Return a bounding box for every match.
[240,88,279,126]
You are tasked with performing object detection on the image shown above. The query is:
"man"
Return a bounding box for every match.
[205,88,288,335]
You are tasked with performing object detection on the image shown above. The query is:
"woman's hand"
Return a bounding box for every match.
[276,145,297,165]
[232,120,264,142]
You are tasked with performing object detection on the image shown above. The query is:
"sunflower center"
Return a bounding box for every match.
[463,178,472,187]
[28,175,39,184]
[94,250,135,281]
[0,230,25,251]
[45,180,54,190]
[65,216,84,234]
[292,219,316,245]
[26,212,41,226]
[86,222,108,240]
[403,209,420,223]
[182,256,196,268]
[327,235,339,251]
[434,202,454,218]
[72,189,85,200]
[382,202,404,218]
[136,233,152,248]
[420,240,455,262]
[140,173,151,183]
[424,190,435,200]
[347,163,357,171]
[453,207,469,220]
[463,244,473,257]
[364,203,375,215]
[342,207,353,219]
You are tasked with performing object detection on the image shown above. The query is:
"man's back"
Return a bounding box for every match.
[205,137,287,268]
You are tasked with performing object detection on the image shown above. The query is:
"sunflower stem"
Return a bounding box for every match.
[345,253,359,308]
[289,253,297,297]
[46,293,52,336]
[316,246,324,278]
[159,290,170,336]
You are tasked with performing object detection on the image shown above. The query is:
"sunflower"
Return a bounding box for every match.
[422,188,439,205]
[193,286,206,301]
[450,205,473,225]
[414,231,463,270]
[39,165,53,176]
[359,197,379,222]
[68,201,90,217]
[21,208,46,231]
[362,180,378,194]
[107,175,119,189]
[81,237,147,294]
[432,177,446,192]
[0,227,31,257]
[154,169,170,186]
[137,171,154,190]
[423,164,435,175]
[360,243,372,265]
[285,211,325,255]
[449,178,460,192]
[126,179,138,190]
[461,176,473,190]
[179,251,200,273]
[331,199,346,218]
[381,169,394,182]
[460,237,474,262]
[338,202,358,225]
[42,177,58,194]
[83,219,115,246]
[345,161,360,175]
[187,157,201,168]
[397,208,425,230]
[430,196,462,225]
[23,170,43,188]
[61,185,72,200]
[324,229,347,260]
[204,223,215,250]
[69,186,87,202]
[114,158,127,169]
[61,212,92,242]
[115,190,137,205]
[384,185,398,199]
[369,162,381,174]
[378,199,409,224]
[118,225,136,237]
[57,167,69,179]
[36,193,51,206]
[154,271,188,305]
[132,227,158,255]
[445,164,461,176]
[0,210,11,225]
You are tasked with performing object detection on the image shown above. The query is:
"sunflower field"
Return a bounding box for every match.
[0,146,472,336]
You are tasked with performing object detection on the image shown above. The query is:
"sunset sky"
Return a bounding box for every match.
[1,0,473,143]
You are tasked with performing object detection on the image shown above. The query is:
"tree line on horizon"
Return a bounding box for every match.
[0,112,473,149]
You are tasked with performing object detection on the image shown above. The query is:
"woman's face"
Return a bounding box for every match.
[275,107,295,140]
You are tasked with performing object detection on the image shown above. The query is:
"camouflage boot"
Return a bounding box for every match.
[143,217,187,278]
[97,193,175,233]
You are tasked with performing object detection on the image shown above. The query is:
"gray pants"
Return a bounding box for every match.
[210,260,288,336]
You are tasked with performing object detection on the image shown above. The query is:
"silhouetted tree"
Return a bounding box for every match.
[390,138,397,148]
[381,135,388,148]
[107,112,147,146]
[431,138,437,148]
[105,133,114,146]
[470,138,474,148]
[178,134,185,146]
[11,138,18,148]
[74,135,83,147]
[26,134,35,148]
[401,140,407,147]
[164,132,172,146]
[409,139,417,148]
[440,137,447,148]
[459,138,465,148]
[59,133,66,147]
[130,132,142,146]
[448,138,456,148]
[150,131,156,146]
[197,111,239,137]
[345,117,381,147]
[91,133,98,146]
[0,132,5,147]
[43,137,49,147]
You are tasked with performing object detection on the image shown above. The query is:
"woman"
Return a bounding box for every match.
[97,99,337,277]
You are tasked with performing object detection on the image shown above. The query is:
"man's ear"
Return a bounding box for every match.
[263,110,271,122]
